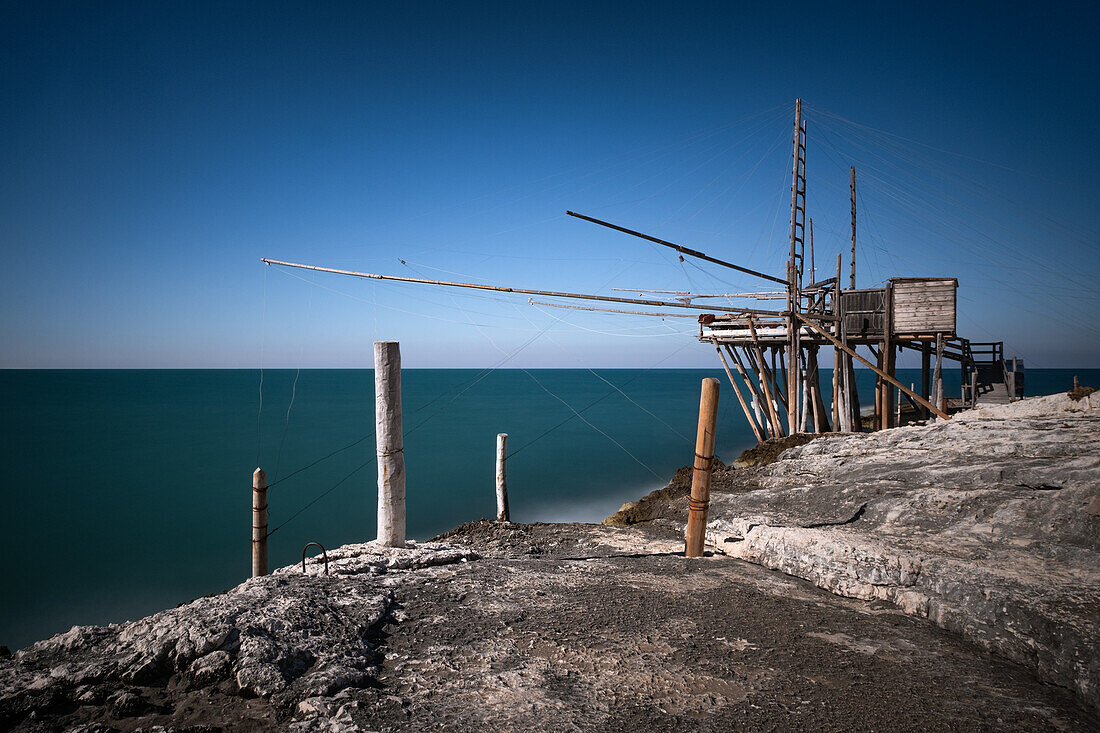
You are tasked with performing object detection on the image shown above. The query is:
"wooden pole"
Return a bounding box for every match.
[495,433,509,521]
[565,211,787,285]
[849,166,857,289]
[809,218,815,284]
[685,378,720,558]
[262,258,782,317]
[252,468,268,578]
[832,253,844,431]
[921,342,931,419]
[881,285,894,430]
[746,318,783,437]
[375,341,406,547]
[714,343,765,444]
[793,313,950,420]
[934,333,945,419]
[970,370,978,408]
[728,346,773,440]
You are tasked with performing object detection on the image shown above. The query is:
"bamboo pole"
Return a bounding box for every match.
[714,343,765,443]
[252,467,267,578]
[495,433,509,522]
[793,313,950,419]
[685,378,720,558]
[375,341,406,547]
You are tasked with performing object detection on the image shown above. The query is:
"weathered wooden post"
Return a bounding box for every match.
[252,467,267,578]
[685,378,720,558]
[495,433,510,522]
[375,341,406,547]
[970,370,978,408]
[933,333,944,420]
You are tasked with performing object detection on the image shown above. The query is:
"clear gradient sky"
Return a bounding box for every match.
[2,1,1097,369]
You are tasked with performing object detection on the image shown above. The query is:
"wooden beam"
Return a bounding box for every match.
[566,211,787,285]
[792,313,950,420]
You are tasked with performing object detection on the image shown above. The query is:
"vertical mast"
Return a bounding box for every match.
[849,166,857,289]
[786,98,807,435]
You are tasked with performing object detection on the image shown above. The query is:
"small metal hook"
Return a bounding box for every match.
[301,542,329,575]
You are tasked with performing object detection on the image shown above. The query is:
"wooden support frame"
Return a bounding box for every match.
[746,317,784,437]
[713,342,766,443]
[793,313,950,420]
[727,345,775,440]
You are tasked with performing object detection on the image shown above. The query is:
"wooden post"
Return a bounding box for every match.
[685,378,720,558]
[881,286,894,430]
[970,370,978,408]
[375,341,406,547]
[920,342,931,419]
[252,467,267,578]
[847,350,861,430]
[1009,357,1017,400]
[495,433,509,521]
[933,333,945,420]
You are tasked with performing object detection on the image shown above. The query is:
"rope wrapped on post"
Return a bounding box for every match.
[685,378,720,558]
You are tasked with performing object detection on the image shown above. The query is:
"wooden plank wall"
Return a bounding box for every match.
[892,279,956,335]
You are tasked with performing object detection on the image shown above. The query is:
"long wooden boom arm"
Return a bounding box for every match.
[261,258,784,317]
[566,211,787,285]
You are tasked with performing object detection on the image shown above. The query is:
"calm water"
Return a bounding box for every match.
[1,367,1094,650]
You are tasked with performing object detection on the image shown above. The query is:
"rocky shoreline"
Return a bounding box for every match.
[1,392,1097,731]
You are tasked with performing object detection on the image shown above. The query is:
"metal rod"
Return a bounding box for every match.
[565,211,786,285]
[262,258,782,316]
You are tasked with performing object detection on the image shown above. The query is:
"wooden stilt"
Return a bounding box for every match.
[746,318,783,437]
[933,333,945,419]
[727,345,772,440]
[714,343,765,444]
[921,342,931,419]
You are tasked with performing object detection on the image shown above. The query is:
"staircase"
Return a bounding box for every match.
[959,341,1024,406]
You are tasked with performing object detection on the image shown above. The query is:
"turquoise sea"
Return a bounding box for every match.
[1,367,1094,650]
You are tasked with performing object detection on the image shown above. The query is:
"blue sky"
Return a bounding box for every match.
[2,1,1097,368]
